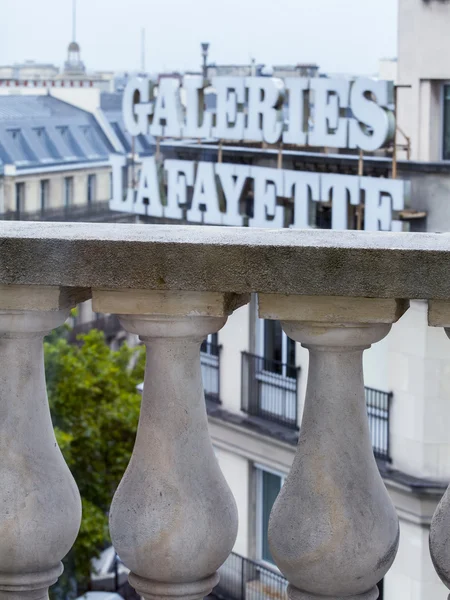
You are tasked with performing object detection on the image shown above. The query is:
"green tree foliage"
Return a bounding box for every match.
[44,326,146,594]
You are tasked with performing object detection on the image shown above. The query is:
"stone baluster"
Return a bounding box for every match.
[428,301,450,596]
[259,295,408,600]
[0,286,84,600]
[93,290,248,600]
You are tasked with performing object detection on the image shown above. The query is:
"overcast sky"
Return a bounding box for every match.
[0,0,398,76]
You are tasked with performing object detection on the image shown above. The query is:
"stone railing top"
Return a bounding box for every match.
[1,222,450,299]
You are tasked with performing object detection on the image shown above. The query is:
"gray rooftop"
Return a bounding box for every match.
[0,95,114,170]
[100,91,155,155]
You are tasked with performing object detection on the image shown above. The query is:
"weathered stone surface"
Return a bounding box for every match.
[429,300,450,327]
[1,222,450,298]
[429,327,450,593]
[0,284,90,311]
[430,485,450,591]
[259,295,409,323]
[268,321,399,600]
[93,289,250,317]
[110,314,238,600]
[0,310,82,600]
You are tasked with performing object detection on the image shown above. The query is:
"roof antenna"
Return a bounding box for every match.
[72,0,77,42]
[141,28,146,73]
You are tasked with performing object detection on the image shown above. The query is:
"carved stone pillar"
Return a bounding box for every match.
[258,295,408,600]
[94,290,248,600]
[428,301,450,597]
[0,285,84,600]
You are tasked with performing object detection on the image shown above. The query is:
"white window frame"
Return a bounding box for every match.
[255,464,287,569]
[256,317,296,380]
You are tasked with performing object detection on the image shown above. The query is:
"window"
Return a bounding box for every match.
[260,319,296,378]
[87,174,97,204]
[15,182,25,214]
[8,129,35,163]
[40,180,50,213]
[201,332,219,356]
[80,125,104,156]
[33,128,60,161]
[64,177,74,207]
[200,333,220,403]
[443,84,450,160]
[256,467,285,564]
[249,317,298,426]
[57,126,83,158]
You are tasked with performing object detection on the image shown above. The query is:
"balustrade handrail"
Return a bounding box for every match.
[0,222,449,299]
[0,222,448,600]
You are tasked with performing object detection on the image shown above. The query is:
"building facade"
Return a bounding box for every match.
[0,94,124,221]
[397,0,450,162]
[4,1,450,596]
[203,3,450,598]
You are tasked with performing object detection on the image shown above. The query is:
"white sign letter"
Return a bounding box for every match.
[123,77,152,136]
[245,77,284,144]
[212,77,246,141]
[183,76,213,139]
[349,78,395,152]
[135,157,164,217]
[110,154,134,212]
[164,159,195,219]
[285,171,320,229]
[321,174,361,230]
[361,177,406,231]
[189,162,222,224]
[249,166,284,228]
[150,78,183,138]
[309,78,350,148]
[215,163,250,226]
[283,78,310,146]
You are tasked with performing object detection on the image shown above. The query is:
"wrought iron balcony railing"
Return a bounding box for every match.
[214,552,384,600]
[241,352,392,460]
[241,352,300,430]
[365,386,392,463]
[0,222,449,600]
[214,552,288,600]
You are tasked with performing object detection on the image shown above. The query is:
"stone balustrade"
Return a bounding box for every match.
[1,222,450,600]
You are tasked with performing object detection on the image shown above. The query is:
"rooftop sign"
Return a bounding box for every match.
[110,76,406,232]
[122,75,395,152]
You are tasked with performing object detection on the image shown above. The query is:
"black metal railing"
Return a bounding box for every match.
[69,314,122,343]
[214,552,287,600]
[241,352,299,430]
[212,552,383,600]
[365,387,392,463]
[0,200,114,222]
[200,342,221,403]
